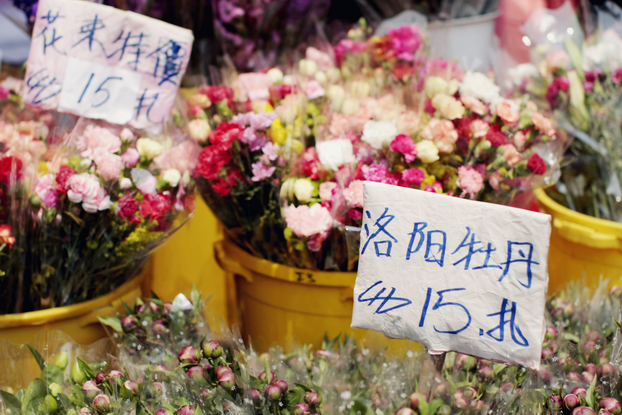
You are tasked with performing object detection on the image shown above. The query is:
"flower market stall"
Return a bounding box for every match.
[3,0,622,414]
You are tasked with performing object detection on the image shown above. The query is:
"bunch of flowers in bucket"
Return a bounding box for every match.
[509,30,622,222]
[185,23,561,271]
[0,92,197,314]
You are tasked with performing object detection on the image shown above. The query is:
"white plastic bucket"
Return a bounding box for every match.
[428,12,500,70]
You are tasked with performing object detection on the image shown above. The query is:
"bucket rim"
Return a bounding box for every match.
[427,10,500,29]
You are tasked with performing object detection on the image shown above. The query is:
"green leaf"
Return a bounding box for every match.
[77,358,96,381]
[427,398,443,415]
[286,387,305,409]
[22,379,47,415]
[41,364,64,387]
[418,399,429,415]
[586,374,597,408]
[294,383,311,393]
[563,332,580,343]
[493,364,507,377]
[150,291,160,300]
[0,390,22,415]
[612,318,621,332]
[121,301,134,316]
[350,397,375,415]
[27,345,46,371]
[98,316,123,333]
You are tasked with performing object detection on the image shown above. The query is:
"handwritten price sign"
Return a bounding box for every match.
[351,182,551,369]
[23,0,193,129]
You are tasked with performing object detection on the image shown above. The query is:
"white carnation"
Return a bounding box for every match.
[362,121,398,150]
[459,71,500,104]
[136,138,164,160]
[294,178,315,203]
[162,168,182,187]
[316,139,355,170]
[416,140,440,163]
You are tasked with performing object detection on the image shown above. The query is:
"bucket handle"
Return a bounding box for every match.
[214,241,254,283]
[553,218,621,249]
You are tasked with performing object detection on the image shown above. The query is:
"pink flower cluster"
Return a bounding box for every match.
[387,26,422,61]
[66,173,112,213]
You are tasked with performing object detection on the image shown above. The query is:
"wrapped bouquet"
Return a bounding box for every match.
[0,86,197,314]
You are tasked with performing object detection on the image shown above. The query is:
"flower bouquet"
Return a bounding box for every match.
[0,87,197,314]
[510,30,622,222]
[186,21,562,271]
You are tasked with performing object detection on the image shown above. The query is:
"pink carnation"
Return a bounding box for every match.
[235,73,272,101]
[496,102,519,124]
[461,96,487,115]
[251,162,276,182]
[306,81,325,100]
[531,112,556,137]
[400,168,425,187]
[306,47,334,70]
[344,180,364,208]
[66,173,112,212]
[93,148,124,181]
[34,174,59,208]
[389,134,417,162]
[283,203,333,238]
[154,141,201,174]
[319,182,337,202]
[122,148,140,167]
[502,144,522,167]
[469,119,490,139]
[334,39,366,64]
[421,118,458,153]
[364,164,389,183]
[75,125,122,158]
[457,166,483,199]
[387,25,422,61]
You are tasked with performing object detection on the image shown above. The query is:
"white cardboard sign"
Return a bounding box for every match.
[351,182,551,369]
[23,0,193,129]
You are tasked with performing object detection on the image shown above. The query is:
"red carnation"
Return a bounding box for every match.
[0,156,22,186]
[211,178,231,197]
[527,154,547,175]
[226,168,244,187]
[117,193,141,224]
[209,122,244,152]
[486,128,507,148]
[424,99,435,115]
[55,165,76,194]
[196,146,232,180]
[140,194,172,222]
[198,86,234,105]
[302,147,321,180]
[0,224,15,248]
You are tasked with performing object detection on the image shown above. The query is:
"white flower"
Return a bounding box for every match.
[431,93,465,120]
[349,81,371,98]
[459,71,500,103]
[299,59,318,76]
[327,85,345,111]
[341,98,360,115]
[120,178,132,189]
[188,119,211,142]
[416,140,440,163]
[314,71,328,86]
[267,68,284,84]
[508,64,539,87]
[294,178,315,203]
[280,178,296,200]
[316,139,355,170]
[162,168,181,187]
[326,67,342,83]
[136,138,163,160]
[424,76,460,98]
[362,121,398,149]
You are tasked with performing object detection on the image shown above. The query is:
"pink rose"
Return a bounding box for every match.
[306,47,334,71]
[496,102,519,124]
[283,203,333,237]
[461,96,487,115]
[343,180,364,208]
[389,134,417,162]
[306,80,325,100]
[421,118,458,154]
[531,112,556,137]
[502,144,522,167]
[122,148,140,167]
[470,120,490,139]
[457,166,483,199]
[235,73,273,102]
[76,125,122,158]
[319,182,337,202]
[93,148,124,181]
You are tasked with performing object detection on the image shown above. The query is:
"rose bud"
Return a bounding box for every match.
[79,407,92,415]
[163,303,172,314]
[123,380,137,395]
[177,405,195,415]
[473,401,485,410]
[305,392,322,406]
[438,405,451,415]
[153,382,163,395]
[454,397,468,408]
[565,394,580,409]
[549,395,563,411]
[152,320,167,335]
[463,387,478,401]
[92,394,111,412]
[275,380,288,392]
[601,410,613,415]
[581,371,595,383]
[216,366,232,377]
[186,366,206,382]
[600,398,622,415]
[571,388,588,399]
[564,303,575,318]
[249,388,261,405]
[178,346,201,364]
[266,385,282,401]
[95,372,106,384]
[294,403,311,415]
[541,366,552,383]
[410,392,427,409]
[136,304,146,314]
[501,383,514,392]
[568,372,581,382]
[545,327,558,340]
[218,369,235,389]
[258,370,276,384]
[610,286,622,297]
[201,388,211,399]
[584,364,598,374]
[435,381,448,396]
[222,402,234,412]
[601,363,616,377]
[572,407,596,415]
[154,364,168,371]
[314,350,330,360]
[202,340,223,359]
[552,308,565,321]
[587,332,600,342]
[542,348,554,360]
[395,409,415,415]
[137,376,145,384]
[121,315,138,331]
[149,302,160,313]
[479,366,494,379]
[83,380,100,399]
[155,411,173,415]
[109,370,124,380]
[583,341,597,355]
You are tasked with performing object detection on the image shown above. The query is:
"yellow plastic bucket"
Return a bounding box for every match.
[214,239,421,354]
[0,265,149,345]
[535,188,622,293]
